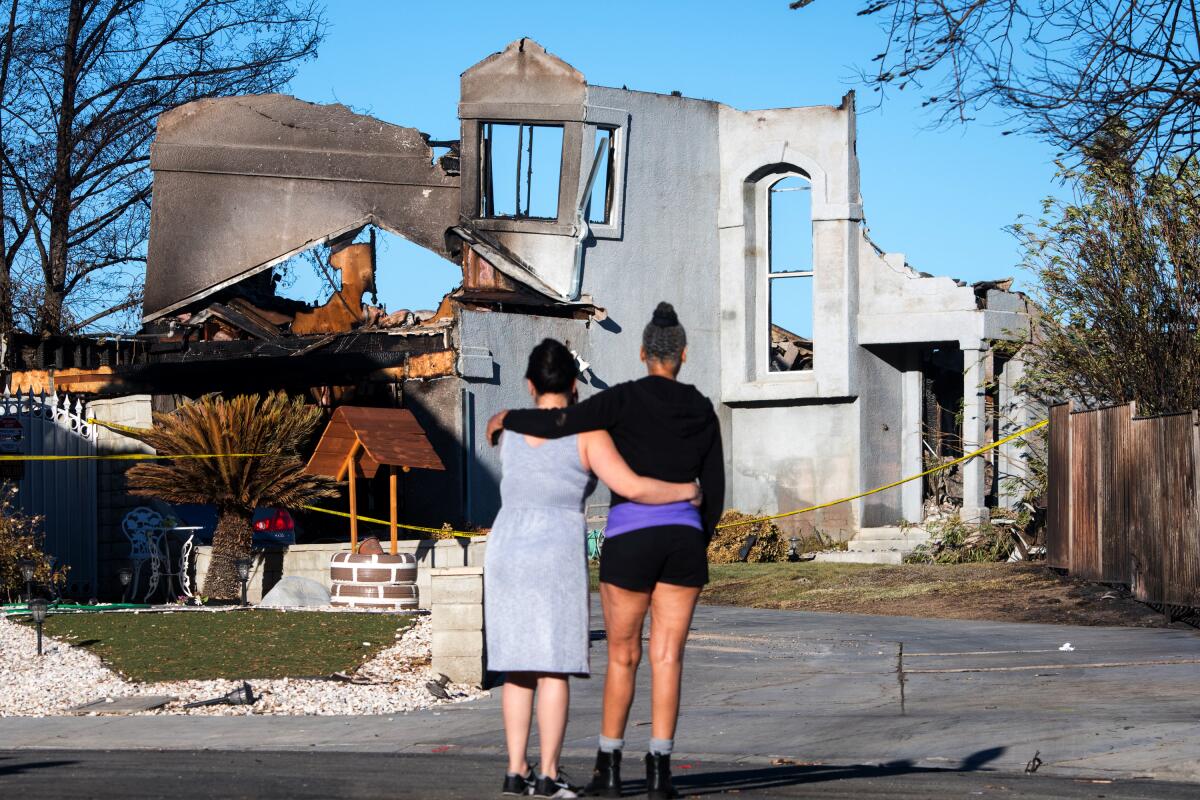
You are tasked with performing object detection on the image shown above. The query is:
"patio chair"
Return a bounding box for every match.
[121,506,163,602]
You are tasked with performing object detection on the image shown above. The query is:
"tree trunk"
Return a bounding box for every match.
[204,507,253,601]
[0,0,19,336]
[39,0,84,335]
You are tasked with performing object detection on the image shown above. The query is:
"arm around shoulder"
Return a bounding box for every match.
[505,385,625,439]
[580,430,697,505]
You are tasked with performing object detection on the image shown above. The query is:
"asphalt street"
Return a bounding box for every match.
[3,603,1198,797]
[0,749,1195,799]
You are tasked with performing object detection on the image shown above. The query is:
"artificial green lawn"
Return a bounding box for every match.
[34,610,415,682]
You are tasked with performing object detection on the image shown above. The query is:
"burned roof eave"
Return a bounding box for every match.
[142,95,463,322]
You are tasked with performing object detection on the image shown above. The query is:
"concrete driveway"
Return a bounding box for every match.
[2,602,1197,791]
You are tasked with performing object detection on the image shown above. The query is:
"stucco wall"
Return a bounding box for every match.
[400,375,466,529]
[855,347,906,527]
[582,87,724,409]
[729,401,860,540]
[456,309,592,526]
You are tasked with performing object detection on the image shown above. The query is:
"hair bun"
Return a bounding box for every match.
[651,302,679,328]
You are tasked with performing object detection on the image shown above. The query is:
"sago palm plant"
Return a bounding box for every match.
[125,392,336,600]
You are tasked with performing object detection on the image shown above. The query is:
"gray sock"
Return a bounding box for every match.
[599,735,624,753]
[649,737,674,756]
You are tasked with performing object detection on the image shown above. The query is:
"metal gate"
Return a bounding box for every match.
[1,391,98,597]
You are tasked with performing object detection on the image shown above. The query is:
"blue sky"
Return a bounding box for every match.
[284,0,1059,314]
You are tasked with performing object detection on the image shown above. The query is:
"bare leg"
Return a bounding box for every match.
[648,582,702,741]
[598,581,653,740]
[502,672,537,774]
[535,675,570,778]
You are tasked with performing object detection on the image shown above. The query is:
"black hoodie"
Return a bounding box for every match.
[503,375,725,538]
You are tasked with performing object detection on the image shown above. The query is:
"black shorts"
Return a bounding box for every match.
[599,525,709,591]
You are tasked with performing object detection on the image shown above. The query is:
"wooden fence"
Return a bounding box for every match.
[1047,402,1200,608]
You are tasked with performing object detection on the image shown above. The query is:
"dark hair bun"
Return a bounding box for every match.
[642,301,687,363]
[651,302,679,328]
[525,338,578,395]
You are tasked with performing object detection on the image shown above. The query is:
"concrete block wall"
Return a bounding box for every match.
[430,566,485,685]
[85,395,154,601]
[194,536,488,607]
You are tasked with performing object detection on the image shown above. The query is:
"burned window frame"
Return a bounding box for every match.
[581,107,628,240]
[585,126,617,226]
[478,121,566,221]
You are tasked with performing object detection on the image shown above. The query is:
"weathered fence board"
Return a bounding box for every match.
[1046,403,1071,570]
[1047,403,1200,608]
[1068,409,1101,580]
[1097,404,1131,582]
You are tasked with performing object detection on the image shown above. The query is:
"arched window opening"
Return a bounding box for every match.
[767,175,813,372]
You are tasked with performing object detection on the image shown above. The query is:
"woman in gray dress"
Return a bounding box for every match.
[486,339,699,799]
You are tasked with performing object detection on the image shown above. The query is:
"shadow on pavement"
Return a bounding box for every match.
[662,747,1007,795]
[0,756,80,776]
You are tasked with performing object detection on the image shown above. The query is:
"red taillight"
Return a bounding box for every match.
[253,509,294,532]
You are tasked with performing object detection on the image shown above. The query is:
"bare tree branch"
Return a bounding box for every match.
[0,0,326,335]
[797,0,1200,167]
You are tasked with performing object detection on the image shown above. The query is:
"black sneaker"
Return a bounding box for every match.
[533,769,580,798]
[502,767,535,796]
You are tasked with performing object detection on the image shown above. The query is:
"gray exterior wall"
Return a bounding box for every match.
[456,309,591,525]
[452,82,733,528]
[395,375,465,529]
[578,86,723,409]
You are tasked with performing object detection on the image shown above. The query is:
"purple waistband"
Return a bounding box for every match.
[605,501,702,538]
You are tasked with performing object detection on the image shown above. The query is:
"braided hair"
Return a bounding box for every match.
[642,302,687,364]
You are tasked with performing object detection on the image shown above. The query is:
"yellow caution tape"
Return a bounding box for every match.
[301,505,486,538]
[716,418,1049,530]
[86,418,152,437]
[82,417,1046,535]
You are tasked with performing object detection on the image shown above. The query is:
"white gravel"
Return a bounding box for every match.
[0,612,485,717]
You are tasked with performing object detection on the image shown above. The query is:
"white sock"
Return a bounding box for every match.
[599,735,624,753]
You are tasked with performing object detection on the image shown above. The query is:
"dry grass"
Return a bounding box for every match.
[697,562,1168,627]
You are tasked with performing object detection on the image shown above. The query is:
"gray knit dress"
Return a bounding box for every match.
[484,431,595,675]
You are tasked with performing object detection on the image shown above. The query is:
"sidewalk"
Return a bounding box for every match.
[3,603,1197,784]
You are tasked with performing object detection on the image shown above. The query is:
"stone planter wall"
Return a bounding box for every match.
[194,536,487,607]
[430,566,485,685]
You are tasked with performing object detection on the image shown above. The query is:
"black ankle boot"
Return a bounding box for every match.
[584,748,621,797]
[645,752,679,799]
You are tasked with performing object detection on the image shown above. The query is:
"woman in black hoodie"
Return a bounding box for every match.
[487,302,724,800]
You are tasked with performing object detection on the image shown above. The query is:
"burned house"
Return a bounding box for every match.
[7,39,1036,577]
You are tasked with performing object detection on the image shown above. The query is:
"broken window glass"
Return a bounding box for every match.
[480,122,564,220]
[767,175,814,372]
[586,127,615,225]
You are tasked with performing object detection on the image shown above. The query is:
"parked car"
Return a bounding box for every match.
[167,504,300,547]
